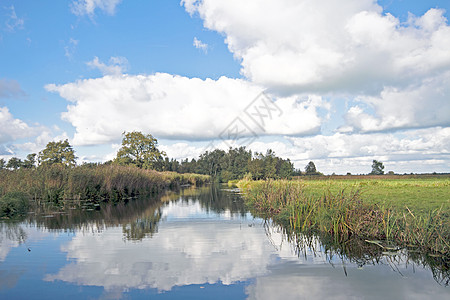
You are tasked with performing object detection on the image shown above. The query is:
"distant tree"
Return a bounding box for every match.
[370,160,384,175]
[115,131,166,170]
[263,149,277,179]
[305,161,317,175]
[6,157,22,170]
[277,158,294,179]
[0,158,5,169]
[248,156,264,180]
[292,168,303,176]
[38,140,77,167]
[346,172,352,176]
[22,153,37,169]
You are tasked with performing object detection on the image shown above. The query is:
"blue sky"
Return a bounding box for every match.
[1,0,449,174]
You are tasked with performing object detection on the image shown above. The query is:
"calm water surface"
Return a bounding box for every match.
[0,186,448,299]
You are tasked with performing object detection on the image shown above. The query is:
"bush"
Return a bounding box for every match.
[0,191,29,218]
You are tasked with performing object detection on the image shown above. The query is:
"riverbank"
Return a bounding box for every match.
[0,164,209,218]
[237,178,449,255]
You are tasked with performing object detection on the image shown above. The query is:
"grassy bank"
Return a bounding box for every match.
[0,164,209,218]
[237,178,449,255]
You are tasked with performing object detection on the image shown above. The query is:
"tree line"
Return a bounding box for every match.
[1,131,388,179]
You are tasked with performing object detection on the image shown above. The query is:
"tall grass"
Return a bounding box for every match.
[238,179,449,255]
[0,164,209,217]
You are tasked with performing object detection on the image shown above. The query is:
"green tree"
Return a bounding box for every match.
[277,158,293,179]
[305,161,317,175]
[248,156,264,180]
[6,157,22,170]
[115,131,166,170]
[22,153,37,169]
[370,160,384,175]
[38,140,77,167]
[0,158,5,169]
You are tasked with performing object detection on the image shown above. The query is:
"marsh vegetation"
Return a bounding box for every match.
[237,178,449,256]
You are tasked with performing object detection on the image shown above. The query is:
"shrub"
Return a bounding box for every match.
[0,191,29,218]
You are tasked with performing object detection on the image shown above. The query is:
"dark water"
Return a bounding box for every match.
[0,186,448,299]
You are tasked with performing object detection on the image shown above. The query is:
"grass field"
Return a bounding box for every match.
[237,177,449,254]
[297,177,449,213]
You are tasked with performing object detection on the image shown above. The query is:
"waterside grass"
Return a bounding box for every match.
[0,164,209,218]
[237,178,449,255]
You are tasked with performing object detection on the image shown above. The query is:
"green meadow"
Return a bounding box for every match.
[296,177,449,213]
[237,177,449,255]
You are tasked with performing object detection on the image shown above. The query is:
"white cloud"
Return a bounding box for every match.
[158,126,450,174]
[182,1,450,94]
[45,74,324,146]
[286,127,450,173]
[193,37,208,53]
[342,72,450,132]
[4,6,24,32]
[86,56,129,76]
[182,1,450,134]
[0,106,37,144]
[14,130,70,155]
[71,0,122,17]
[0,107,67,158]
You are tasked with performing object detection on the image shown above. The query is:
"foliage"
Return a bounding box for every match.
[38,139,76,167]
[0,158,5,169]
[22,153,37,169]
[6,157,22,170]
[115,131,166,170]
[238,178,449,254]
[0,164,209,208]
[0,191,29,218]
[370,159,385,175]
[171,147,293,182]
[305,161,317,175]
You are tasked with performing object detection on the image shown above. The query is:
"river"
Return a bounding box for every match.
[0,186,448,299]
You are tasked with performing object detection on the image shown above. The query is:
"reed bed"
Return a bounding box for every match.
[237,179,449,255]
[0,164,209,217]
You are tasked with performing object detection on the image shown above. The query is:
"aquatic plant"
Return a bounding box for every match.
[237,178,449,255]
[0,164,209,214]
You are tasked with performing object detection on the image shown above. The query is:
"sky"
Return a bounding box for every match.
[0,0,449,174]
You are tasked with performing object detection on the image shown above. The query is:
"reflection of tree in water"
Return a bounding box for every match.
[122,208,162,240]
[166,185,247,216]
[263,221,449,286]
[0,222,27,245]
[12,185,246,243]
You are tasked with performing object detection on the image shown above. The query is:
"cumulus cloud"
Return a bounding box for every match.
[193,37,208,53]
[157,126,449,174]
[0,79,26,99]
[341,72,450,132]
[71,0,122,17]
[14,129,70,155]
[86,56,129,76]
[182,1,450,94]
[182,0,450,133]
[0,107,63,158]
[45,74,325,146]
[286,127,450,173]
[0,106,37,144]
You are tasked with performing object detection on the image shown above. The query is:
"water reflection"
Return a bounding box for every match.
[0,185,448,299]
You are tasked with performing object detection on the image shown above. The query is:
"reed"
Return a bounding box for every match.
[237,178,449,255]
[0,164,209,217]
